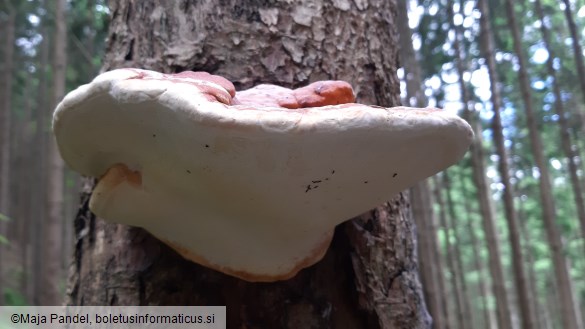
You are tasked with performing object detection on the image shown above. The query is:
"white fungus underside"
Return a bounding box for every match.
[53,69,473,280]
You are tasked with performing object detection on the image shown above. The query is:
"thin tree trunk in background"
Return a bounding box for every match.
[16,74,35,296]
[443,172,474,329]
[560,0,585,102]
[545,274,562,328]
[86,0,97,75]
[535,0,585,251]
[0,3,15,306]
[476,1,516,328]
[32,7,49,305]
[396,0,426,108]
[503,0,583,328]
[432,176,466,329]
[427,187,452,329]
[42,0,67,305]
[410,182,447,329]
[0,3,14,218]
[396,1,447,327]
[66,1,431,327]
[516,201,544,329]
[62,171,76,274]
[450,5,496,327]
[457,172,495,329]
[472,0,536,322]
[539,297,554,329]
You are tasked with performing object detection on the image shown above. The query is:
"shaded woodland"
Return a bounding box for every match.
[1,0,585,328]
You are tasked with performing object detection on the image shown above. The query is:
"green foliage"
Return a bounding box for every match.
[0,213,9,222]
[0,213,9,245]
[416,0,453,78]
[3,288,27,306]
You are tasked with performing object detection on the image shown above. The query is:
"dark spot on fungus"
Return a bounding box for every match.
[325,178,329,181]
[186,170,191,174]
[305,185,312,193]
[152,134,156,138]
[364,181,368,184]
[205,144,209,148]
[331,170,335,174]
[312,180,322,184]
[393,173,398,178]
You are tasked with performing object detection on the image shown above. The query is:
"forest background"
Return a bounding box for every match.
[0,0,584,328]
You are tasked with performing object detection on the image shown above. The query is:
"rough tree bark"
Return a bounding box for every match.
[66,1,430,328]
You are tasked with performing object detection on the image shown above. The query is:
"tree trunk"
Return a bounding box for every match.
[476,1,516,328]
[410,182,447,329]
[443,172,474,329]
[396,2,448,327]
[503,0,583,328]
[449,5,498,327]
[15,68,35,297]
[432,176,465,329]
[425,185,452,329]
[560,0,585,102]
[535,0,585,253]
[457,172,496,329]
[42,0,67,305]
[65,1,430,328]
[467,0,537,326]
[31,4,50,305]
[516,200,544,329]
[0,3,15,306]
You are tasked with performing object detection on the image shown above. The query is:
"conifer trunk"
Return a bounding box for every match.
[503,0,583,327]
[43,0,67,305]
[534,0,585,253]
[0,2,15,307]
[396,2,448,327]
[560,0,585,102]
[477,0,516,327]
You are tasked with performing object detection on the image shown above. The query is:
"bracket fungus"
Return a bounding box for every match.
[53,68,473,282]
